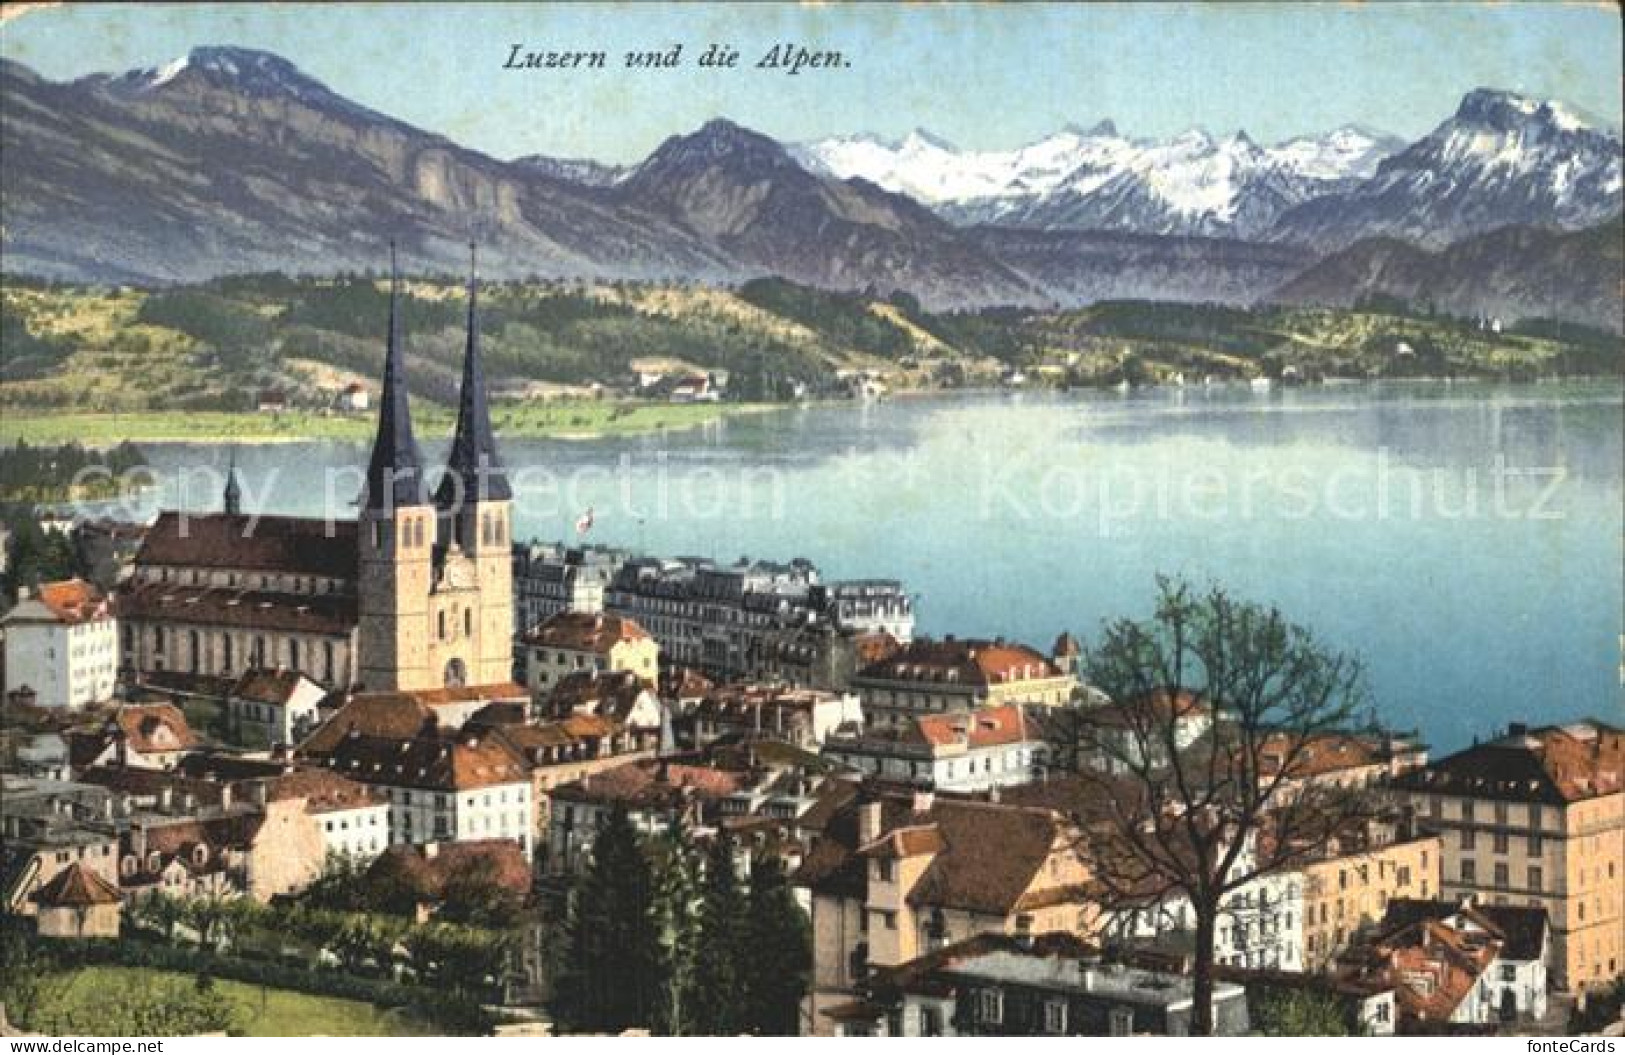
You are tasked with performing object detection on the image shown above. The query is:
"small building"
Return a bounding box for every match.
[256,389,288,413]
[1371,897,1550,1023]
[33,862,122,940]
[687,683,864,750]
[794,790,1099,1034]
[336,382,370,412]
[1,579,119,709]
[545,668,668,749]
[227,668,326,748]
[1336,897,1517,1028]
[67,702,199,771]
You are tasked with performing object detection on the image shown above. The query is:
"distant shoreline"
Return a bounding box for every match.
[0,401,787,448]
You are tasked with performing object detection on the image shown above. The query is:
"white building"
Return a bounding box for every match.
[1370,897,1550,1023]
[227,668,326,747]
[1107,832,1306,974]
[315,730,535,859]
[1,579,118,709]
[822,704,1047,791]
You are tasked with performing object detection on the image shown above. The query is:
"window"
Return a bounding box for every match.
[289,639,300,671]
[439,611,447,640]
[1529,833,1543,856]
[1493,832,1508,854]
[1044,1000,1067,1034]
[977,990,1003,1025]
[1494,863,1509,887]
[464,608,472,637]
[1461,830,1476,851]
[1500,965,1517,982]
[1462,801,1475,821]
[874,858,894,882]
[1494,802,1508,824]
[1528,866,1543,892]
[1109,1008,1134,1038]
[1461,860,1476,883]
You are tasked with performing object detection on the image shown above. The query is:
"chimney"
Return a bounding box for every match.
[424,842,439,859]
[253,781,269,807]
[158,787,173,812]
[220,785,233,810]
[859,801,883,845]
[1508,722,1527,737]
[912,790,935,814]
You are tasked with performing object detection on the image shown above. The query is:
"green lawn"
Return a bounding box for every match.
[0,401,780,445]
[34,965,435,1037]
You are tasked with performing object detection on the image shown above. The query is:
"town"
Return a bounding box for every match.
[0,261,1620,1039]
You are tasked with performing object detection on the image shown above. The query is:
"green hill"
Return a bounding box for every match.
[1,275,1616,424]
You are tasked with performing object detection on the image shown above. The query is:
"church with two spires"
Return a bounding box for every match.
[119,250,521,703]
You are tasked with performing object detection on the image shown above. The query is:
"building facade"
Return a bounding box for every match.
[821,704,1047,792]
[1395,719,1623,992]
[1,579,118,709]
[522,611,658,698]
[851,637,1078,728]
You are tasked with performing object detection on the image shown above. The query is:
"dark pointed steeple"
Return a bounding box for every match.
[435,243,511,507]
[362,242,427,511]
[223,450,242,516]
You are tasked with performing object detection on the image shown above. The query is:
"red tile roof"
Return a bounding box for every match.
[796,793,1077,917]
[549,759,748,809]
[1395,718,1624,805]
[300,687,526,756]
[856,637,1062,688]
[230,668,319,707]
[522,611,650,652]
[31,579,114,624]
[35,862,122,907]
[318,730,529,791]
[114,703,198,754]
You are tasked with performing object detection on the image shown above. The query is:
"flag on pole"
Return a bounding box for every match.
[575,506,595,536]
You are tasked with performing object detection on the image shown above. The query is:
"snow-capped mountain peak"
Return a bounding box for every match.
[799,118,1412,237]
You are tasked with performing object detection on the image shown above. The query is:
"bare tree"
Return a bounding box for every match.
[1055,577,1383,1035]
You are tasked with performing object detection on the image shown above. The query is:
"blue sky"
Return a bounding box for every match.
[3,2,1620,162]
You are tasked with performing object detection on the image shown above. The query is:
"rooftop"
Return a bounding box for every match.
[1393,718,1623,805]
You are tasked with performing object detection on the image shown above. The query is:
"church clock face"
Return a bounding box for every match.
[441,556,476,591]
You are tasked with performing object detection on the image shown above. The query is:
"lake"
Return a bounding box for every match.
[109,380,1624,753]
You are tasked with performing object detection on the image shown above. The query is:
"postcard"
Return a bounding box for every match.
[0,1,1620,1042]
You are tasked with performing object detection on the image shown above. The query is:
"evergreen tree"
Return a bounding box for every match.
[741,851,809,1033]
[552,807,660,1033]
[689,835,747,1035]
[741,854,813,1036]
[649,822,702,1036]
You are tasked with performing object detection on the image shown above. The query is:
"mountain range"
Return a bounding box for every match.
[1,46,1620,326]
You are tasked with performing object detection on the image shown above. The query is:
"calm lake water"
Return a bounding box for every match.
[117,380,1624,753]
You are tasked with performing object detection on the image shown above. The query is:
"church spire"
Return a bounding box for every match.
[362,241,427,511]
[435,242,510,507]
[223,449,242,516]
